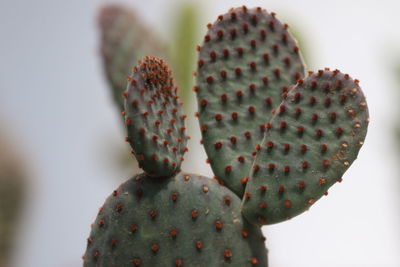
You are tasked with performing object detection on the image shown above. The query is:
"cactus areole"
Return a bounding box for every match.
[84,5,369,266]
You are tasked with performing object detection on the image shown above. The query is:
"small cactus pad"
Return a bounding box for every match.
[98,5,162,112]
[241,70,369,225]
[195,6,305,196]
[83,173,268,267]
[124,57,188,177]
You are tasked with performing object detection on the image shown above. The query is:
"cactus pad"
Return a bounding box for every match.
[124,57,188,177]
[83,173,268,266]
[98,5,162,113]
[195,6,305,197]
[241,70,369,225]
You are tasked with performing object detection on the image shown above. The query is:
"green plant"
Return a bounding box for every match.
[98,3,200,116]
[84,57,268,266]
[84,6,369,266]
[97,4,201,177]
[98,4,163,115]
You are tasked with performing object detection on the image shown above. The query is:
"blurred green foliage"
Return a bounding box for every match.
[0,130,27,267]
[395,63,400,148]
[169,3,201,110]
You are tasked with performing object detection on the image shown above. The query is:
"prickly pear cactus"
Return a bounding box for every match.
[195,7,305,197]
[86,5,369,266]
[84,57,268,266]
[98,4,162,113]
[83,173,267,266]
[194,6,369,225]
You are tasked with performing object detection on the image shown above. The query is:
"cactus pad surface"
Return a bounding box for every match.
[241,70,369,225]
[124,57,188,177]
[195,6,305,197]
[83,172,268,266]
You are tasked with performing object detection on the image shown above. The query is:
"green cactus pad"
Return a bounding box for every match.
[124,57,188,177]
[241,70,369,225]
[83,173,268,267]
[98,5,162,113]
[195,6,305,197]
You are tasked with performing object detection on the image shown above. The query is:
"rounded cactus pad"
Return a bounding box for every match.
[124,57,189,177]
[83,173,268,266]
[195,6,305,197]
[98,4,162,113]
[241,70,369,225]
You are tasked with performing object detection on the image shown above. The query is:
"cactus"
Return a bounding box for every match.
[98,4,200,116]
[98,4,201,177]
[195,6,368,225]
[85,5,369,266]
[124,57,189,177]
[84,57,268,266]
[98,4,163,114]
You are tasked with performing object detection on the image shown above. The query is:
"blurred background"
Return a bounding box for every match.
[1,0,399,266]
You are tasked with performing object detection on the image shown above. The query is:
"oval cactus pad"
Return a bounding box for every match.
[83,173,268,266]
[195,6,305,197]
[124,57,189,177]
[241,70,369,225]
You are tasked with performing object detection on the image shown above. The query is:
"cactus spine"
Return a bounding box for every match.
[85,5,369,266]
